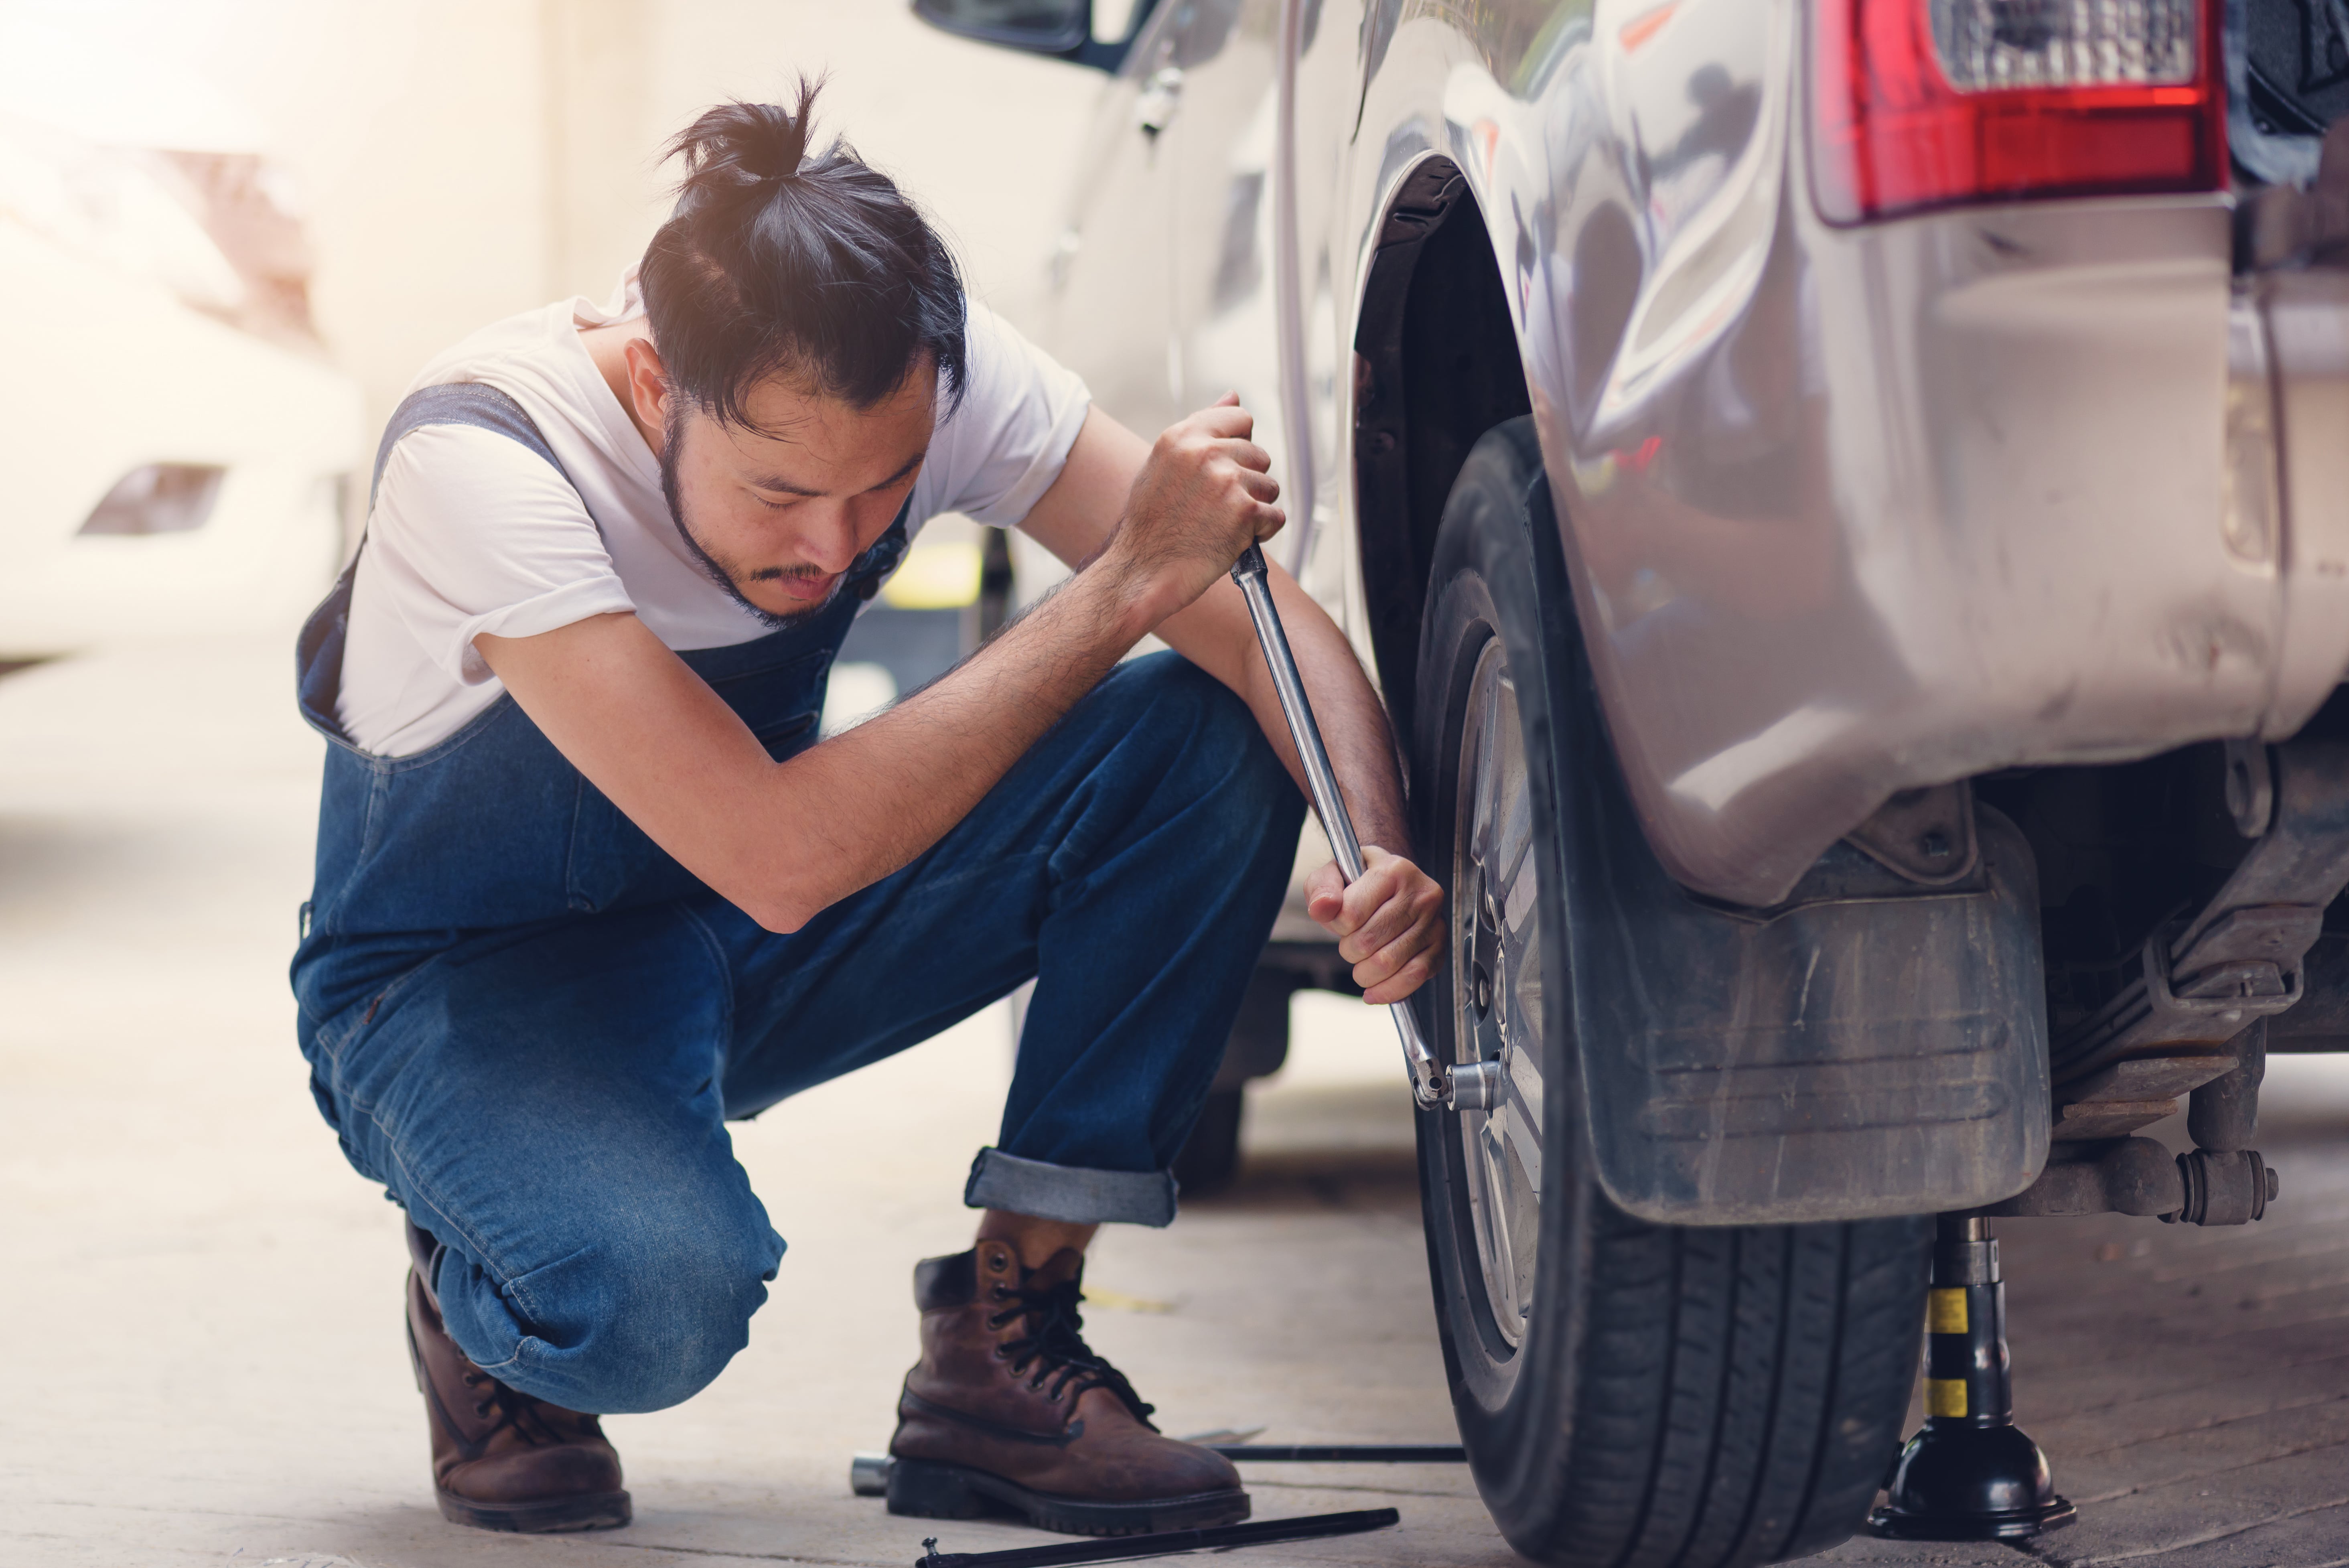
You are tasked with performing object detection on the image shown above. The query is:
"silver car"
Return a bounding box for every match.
[0,109,361,658]
[921,0,2349,1560]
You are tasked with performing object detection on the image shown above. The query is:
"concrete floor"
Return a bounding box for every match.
[4,636,2349,1568]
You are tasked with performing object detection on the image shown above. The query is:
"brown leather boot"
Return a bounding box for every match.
[887,1241,1247,1536]
[403,1220,631,1532]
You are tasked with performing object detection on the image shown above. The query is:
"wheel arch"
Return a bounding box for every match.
[1351,158,1533,758]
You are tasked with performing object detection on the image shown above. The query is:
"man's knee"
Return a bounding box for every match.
[1115,653,1301,815]
[453,1218,779,1414]
[578,1220,778,1412]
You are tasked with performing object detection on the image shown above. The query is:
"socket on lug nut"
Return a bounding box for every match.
[1448,1059,1506,1112]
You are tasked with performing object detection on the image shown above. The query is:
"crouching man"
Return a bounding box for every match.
[290,86,1439,1537]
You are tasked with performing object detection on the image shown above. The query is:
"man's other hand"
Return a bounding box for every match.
[1102,394,1284,622]
[1305,846,1443,1004]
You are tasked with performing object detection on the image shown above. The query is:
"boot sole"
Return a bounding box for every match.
[886,1456,1248,1537]
[436,1487,633,1533]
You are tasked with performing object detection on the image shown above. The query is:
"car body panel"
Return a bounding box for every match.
[0,109,363,659]
[1042,0,2347,913]
[0,219,360,656]
[1049,51,1187,447]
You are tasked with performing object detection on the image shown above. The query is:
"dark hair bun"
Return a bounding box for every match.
[667,80,820,198]
[641,75,968,425]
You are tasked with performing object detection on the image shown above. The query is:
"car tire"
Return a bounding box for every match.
[1411,418,1931,1568]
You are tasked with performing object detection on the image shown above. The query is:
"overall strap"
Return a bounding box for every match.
[368,382,571,508]
[300,383,578,747]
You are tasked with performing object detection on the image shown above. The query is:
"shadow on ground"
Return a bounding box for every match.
[1189,1079,1423,1217]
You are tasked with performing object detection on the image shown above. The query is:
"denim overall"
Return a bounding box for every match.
[289,383,1302,1413]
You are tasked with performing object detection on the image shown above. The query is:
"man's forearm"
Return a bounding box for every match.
[1168,570,1444,1002]
[1159,570,1410,862]
[482,563,1166,936]
[1262,571,1410,858]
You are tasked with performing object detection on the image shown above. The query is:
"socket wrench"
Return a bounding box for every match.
[1228,544,1499,1112]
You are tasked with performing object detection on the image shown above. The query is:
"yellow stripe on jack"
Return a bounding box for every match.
[1926,1379,1969,1418]
[1927,1288,1969,1335]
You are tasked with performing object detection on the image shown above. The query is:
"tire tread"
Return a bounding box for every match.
[1503,1217,1927,1568]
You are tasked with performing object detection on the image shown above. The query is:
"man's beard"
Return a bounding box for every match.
[660,406,842,632]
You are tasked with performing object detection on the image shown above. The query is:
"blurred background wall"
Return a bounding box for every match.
[2,0,1097,434]
[0,0,1103,669]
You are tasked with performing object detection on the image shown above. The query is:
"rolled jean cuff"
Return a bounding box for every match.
[964,1148,1179,1227]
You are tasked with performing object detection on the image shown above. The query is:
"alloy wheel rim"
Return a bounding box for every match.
[1452,635,1545,1349]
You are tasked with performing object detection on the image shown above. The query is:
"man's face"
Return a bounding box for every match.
[657,361,935,626]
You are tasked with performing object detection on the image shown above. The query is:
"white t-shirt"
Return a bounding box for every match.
[335,277,1090,757]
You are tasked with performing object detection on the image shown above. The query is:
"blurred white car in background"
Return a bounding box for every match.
[0,49,361,660]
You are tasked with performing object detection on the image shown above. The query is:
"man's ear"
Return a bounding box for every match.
[621,337,673,450]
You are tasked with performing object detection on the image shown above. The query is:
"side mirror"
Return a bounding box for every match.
[910,0,1154,71]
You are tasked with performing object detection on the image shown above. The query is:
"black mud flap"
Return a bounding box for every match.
[1568,805,2049,1226]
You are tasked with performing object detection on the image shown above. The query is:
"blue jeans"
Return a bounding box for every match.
[297,655,1303,1414]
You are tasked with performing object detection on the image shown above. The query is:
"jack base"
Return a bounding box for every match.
[1867,1423,2076,1542]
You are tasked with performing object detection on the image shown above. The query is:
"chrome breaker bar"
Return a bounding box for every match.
[1228,544,1494,1110]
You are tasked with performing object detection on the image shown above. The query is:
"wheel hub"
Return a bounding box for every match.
[1452,637,1545,1348]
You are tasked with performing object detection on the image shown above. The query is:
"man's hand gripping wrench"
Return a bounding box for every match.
[1229,545,1501,1112]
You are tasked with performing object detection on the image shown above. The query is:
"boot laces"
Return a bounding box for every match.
[987,1277,1157,1429]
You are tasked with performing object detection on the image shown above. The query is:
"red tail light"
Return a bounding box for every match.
[1809,0,2227,224]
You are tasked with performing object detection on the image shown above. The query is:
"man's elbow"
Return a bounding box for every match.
[736,868,842,935]
[742,893,815,935]
[711,854,836,935]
